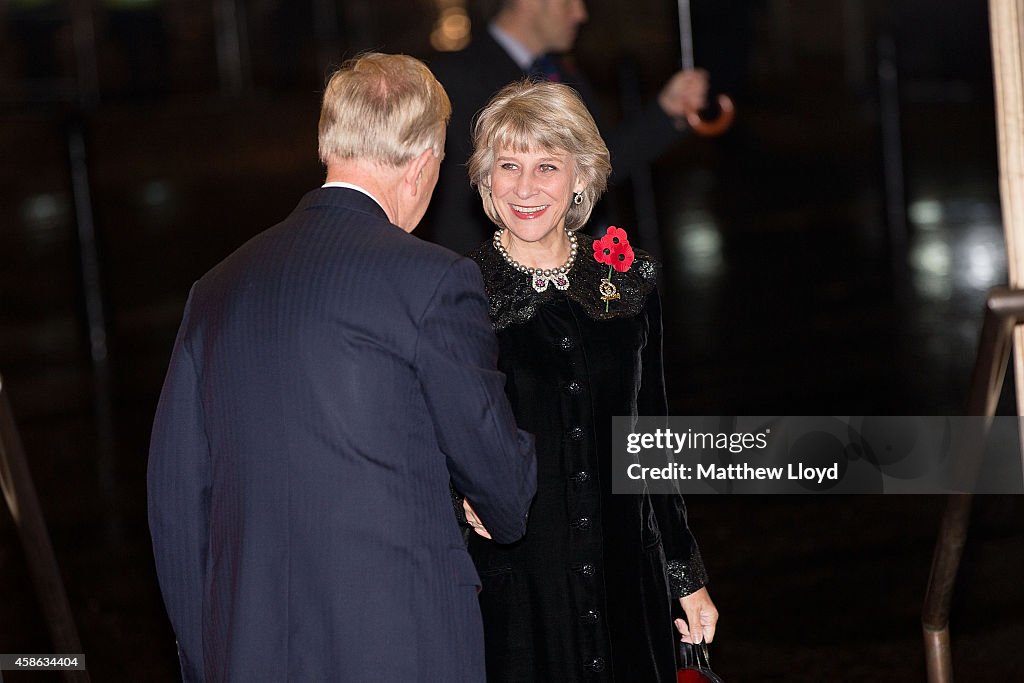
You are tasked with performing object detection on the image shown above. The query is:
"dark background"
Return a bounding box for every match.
[1,1,1022,680]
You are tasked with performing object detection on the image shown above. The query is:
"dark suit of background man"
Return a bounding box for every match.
[148,53,537,682]
[427,0,710,253]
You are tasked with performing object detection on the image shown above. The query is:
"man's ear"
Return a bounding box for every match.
[404,148,436,197]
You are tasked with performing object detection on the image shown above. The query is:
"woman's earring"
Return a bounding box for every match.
[572,191,583,205]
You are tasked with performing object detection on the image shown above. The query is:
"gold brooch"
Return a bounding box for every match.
[599,278,620,302]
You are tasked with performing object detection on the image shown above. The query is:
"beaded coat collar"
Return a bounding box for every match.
[468,236,658,331]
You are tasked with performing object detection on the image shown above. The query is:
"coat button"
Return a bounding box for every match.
[574,563,595,576]
[585,657,606,672]
[565,381,582,395]
[571,516,592,530]
[567,426,584,441]
[570,471,590,484]
[579,609,601,625]
[557,336,577,352]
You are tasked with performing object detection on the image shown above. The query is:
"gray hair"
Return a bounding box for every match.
[318,53,451,167]
[467,80,611,232]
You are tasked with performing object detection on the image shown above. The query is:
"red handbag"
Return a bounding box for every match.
[677,641,724,683]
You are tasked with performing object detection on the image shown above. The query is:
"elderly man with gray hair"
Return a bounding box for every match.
[148,52,537,682]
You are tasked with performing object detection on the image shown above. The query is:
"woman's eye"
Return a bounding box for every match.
[500,162,518,171]
[540,164,557,172]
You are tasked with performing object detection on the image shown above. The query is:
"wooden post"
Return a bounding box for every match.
[991,0,1024,416]
[921,5,1024,681]
[922,3,1024,681]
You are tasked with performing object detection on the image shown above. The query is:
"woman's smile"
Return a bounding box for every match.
[509,203,551,219]
[490,146,581,251]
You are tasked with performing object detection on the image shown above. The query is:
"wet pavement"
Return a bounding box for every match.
[3,28,1024,683]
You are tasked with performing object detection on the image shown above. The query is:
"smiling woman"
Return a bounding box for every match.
[456,79,718,682]
[488,147,581,257]
[468,79,609,283]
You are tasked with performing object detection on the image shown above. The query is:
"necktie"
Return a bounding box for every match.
[529,54,562,82]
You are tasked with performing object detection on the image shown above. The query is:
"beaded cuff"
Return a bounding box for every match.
[666,553,710,598]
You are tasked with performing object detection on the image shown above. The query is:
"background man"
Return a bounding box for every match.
[148,52,537,682]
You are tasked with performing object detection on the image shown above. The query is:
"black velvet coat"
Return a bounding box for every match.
[462,241,708,682]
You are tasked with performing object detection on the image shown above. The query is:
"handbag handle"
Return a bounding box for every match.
[678,639,712,669]
[678,639,724,682]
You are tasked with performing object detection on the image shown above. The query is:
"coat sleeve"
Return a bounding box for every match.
[415,257,537,544]
[147,287,210,682]
[637,289,709,597]
[605,99,686,186]
[569,74,685,186]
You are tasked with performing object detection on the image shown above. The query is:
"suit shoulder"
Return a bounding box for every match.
[394,232,463,270]
[376,229,486,289]
[188,212,295,288]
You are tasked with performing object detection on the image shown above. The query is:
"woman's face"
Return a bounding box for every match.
[488,145,583,248]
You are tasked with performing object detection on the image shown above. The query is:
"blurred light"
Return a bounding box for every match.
[908,198,943,227]
[908,219,1006,300]
[138,179,179,228]
[957,224,1003,290]
[19,192,70,249]
[910,238,951,276]
[431,7,470,52]
[963,242,998,289]
[909,234,951,300]
[673,210,724,279]
[23,193,61,222]
[141,179,172,207]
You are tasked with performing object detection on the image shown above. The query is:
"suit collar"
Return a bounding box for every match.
[488,23,534,70]
[296,186,391,223]
[473,29,580,88]
[321,181,387,215]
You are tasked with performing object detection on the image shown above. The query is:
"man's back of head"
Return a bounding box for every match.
[318,53,450,169]
[318,53,451,232]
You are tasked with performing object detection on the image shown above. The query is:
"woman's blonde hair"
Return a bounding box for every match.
[467,80,611,232]
[318,53,451,167]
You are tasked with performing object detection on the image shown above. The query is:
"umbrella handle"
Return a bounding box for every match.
[685,93,735,137]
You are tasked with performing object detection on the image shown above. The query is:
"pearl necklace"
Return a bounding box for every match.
[493,229,578,292]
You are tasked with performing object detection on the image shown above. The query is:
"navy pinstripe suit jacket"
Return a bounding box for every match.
[148,187,537,682]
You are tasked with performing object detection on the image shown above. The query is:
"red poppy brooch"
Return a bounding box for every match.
[592,226,635,311]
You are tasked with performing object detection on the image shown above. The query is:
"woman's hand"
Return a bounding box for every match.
[675,587,718,643]
[463,499,492,539]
